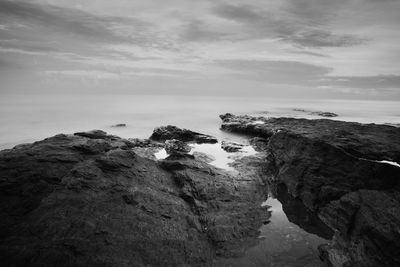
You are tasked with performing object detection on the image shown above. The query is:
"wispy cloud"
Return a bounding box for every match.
[211,3,366,48]
[0,0,399,99]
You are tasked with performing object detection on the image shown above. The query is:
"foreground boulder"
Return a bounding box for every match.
[0,129,268,266]
[220,113,400,267]
[150,125,218,144]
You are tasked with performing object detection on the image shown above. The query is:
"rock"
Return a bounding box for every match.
[74,129,109,139]
[164,139,191,155]
[220,113,400,161]
[310,111,338,117]
[220,113,400,266]
[221,141,244,152]
[249,137,269,151]
[0,129,269,266]
[293,109,338,117]
[111,123,126,127]
[192,151,215,163]
[150,125,218,144]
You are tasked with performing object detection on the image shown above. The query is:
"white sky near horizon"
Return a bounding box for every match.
[0,0,400,99]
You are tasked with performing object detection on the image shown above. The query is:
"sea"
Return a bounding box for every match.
[1,94,399,150]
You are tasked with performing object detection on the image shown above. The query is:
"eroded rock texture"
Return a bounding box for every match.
[220,113,400,267]
[0,129,268,266]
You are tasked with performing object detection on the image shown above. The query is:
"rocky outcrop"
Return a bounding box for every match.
[293,109,338,117]
[150,125,218,144]
[164,139,191,155]
[220,113,400,267]
[221,141,244,152]
[0,129,268,266]
[111,123,126,127]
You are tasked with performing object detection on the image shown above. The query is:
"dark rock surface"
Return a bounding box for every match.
[310,111,338,117]
[165,139,191,155]
[221,141,244,153]
[293,109,338,117]
[220,113,400,267]
[111,123,127,127]
[0,129,268,266]
[150,125,218,144]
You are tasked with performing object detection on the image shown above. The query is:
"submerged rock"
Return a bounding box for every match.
[220,113,400,267]
[150,125,218,144]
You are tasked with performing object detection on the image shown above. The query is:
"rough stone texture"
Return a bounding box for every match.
[221,141,244,153]
[0,130,269,266]
[220,113,400,267]
[293,109,338,117]
[165,139,191,155]
[150,125,218,144]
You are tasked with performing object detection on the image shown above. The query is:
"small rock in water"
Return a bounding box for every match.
[310,111,338,118]
[293,108,338,118]
[150,125,218,144]
[165,139,191,155]
[112,123,127,127]
[221,141,244,153]
[74,130,108,139]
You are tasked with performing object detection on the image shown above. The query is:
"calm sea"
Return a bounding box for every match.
[1,94,399,149]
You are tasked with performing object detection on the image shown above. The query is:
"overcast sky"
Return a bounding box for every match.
[0,0,399,99]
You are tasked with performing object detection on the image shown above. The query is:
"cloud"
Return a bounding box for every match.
[0,0,149,45]
[283,29,367,48]
[211,3,366,48]
[180,20,228,42]
[322,75,400,90]
[215,59,332,84]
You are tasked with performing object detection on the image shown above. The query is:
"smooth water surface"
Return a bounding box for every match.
[1,94,399,149]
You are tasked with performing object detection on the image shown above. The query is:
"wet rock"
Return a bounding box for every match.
[249,137,269,151]
[220,113,400,266]
[150,125,218,144]
[192,151,215,163]
[0,129,270,266]
[221,141,244,152]
[0,131,214,266]
[165,139,191,155]
[74,130,109,139]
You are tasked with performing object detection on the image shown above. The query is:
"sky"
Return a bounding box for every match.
[0,0,400,99]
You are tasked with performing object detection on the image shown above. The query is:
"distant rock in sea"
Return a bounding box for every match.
[293,108,338,117]
[150,125,218,144]
[111,123,127,127]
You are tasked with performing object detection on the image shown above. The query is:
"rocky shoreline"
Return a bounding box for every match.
[220,113,400,267]
[1,115,399,266]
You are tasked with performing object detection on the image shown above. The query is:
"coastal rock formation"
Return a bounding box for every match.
[220,113,400,267]
[221,141,244,152]
[0,129,268,266]
[164,139,191,155]
[150,125,218,144]
[111,123,127,127]
[293,109,338,117]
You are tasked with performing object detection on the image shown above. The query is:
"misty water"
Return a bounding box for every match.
[1,94,399,149]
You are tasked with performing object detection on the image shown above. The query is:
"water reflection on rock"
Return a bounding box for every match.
[215,183,333,267]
